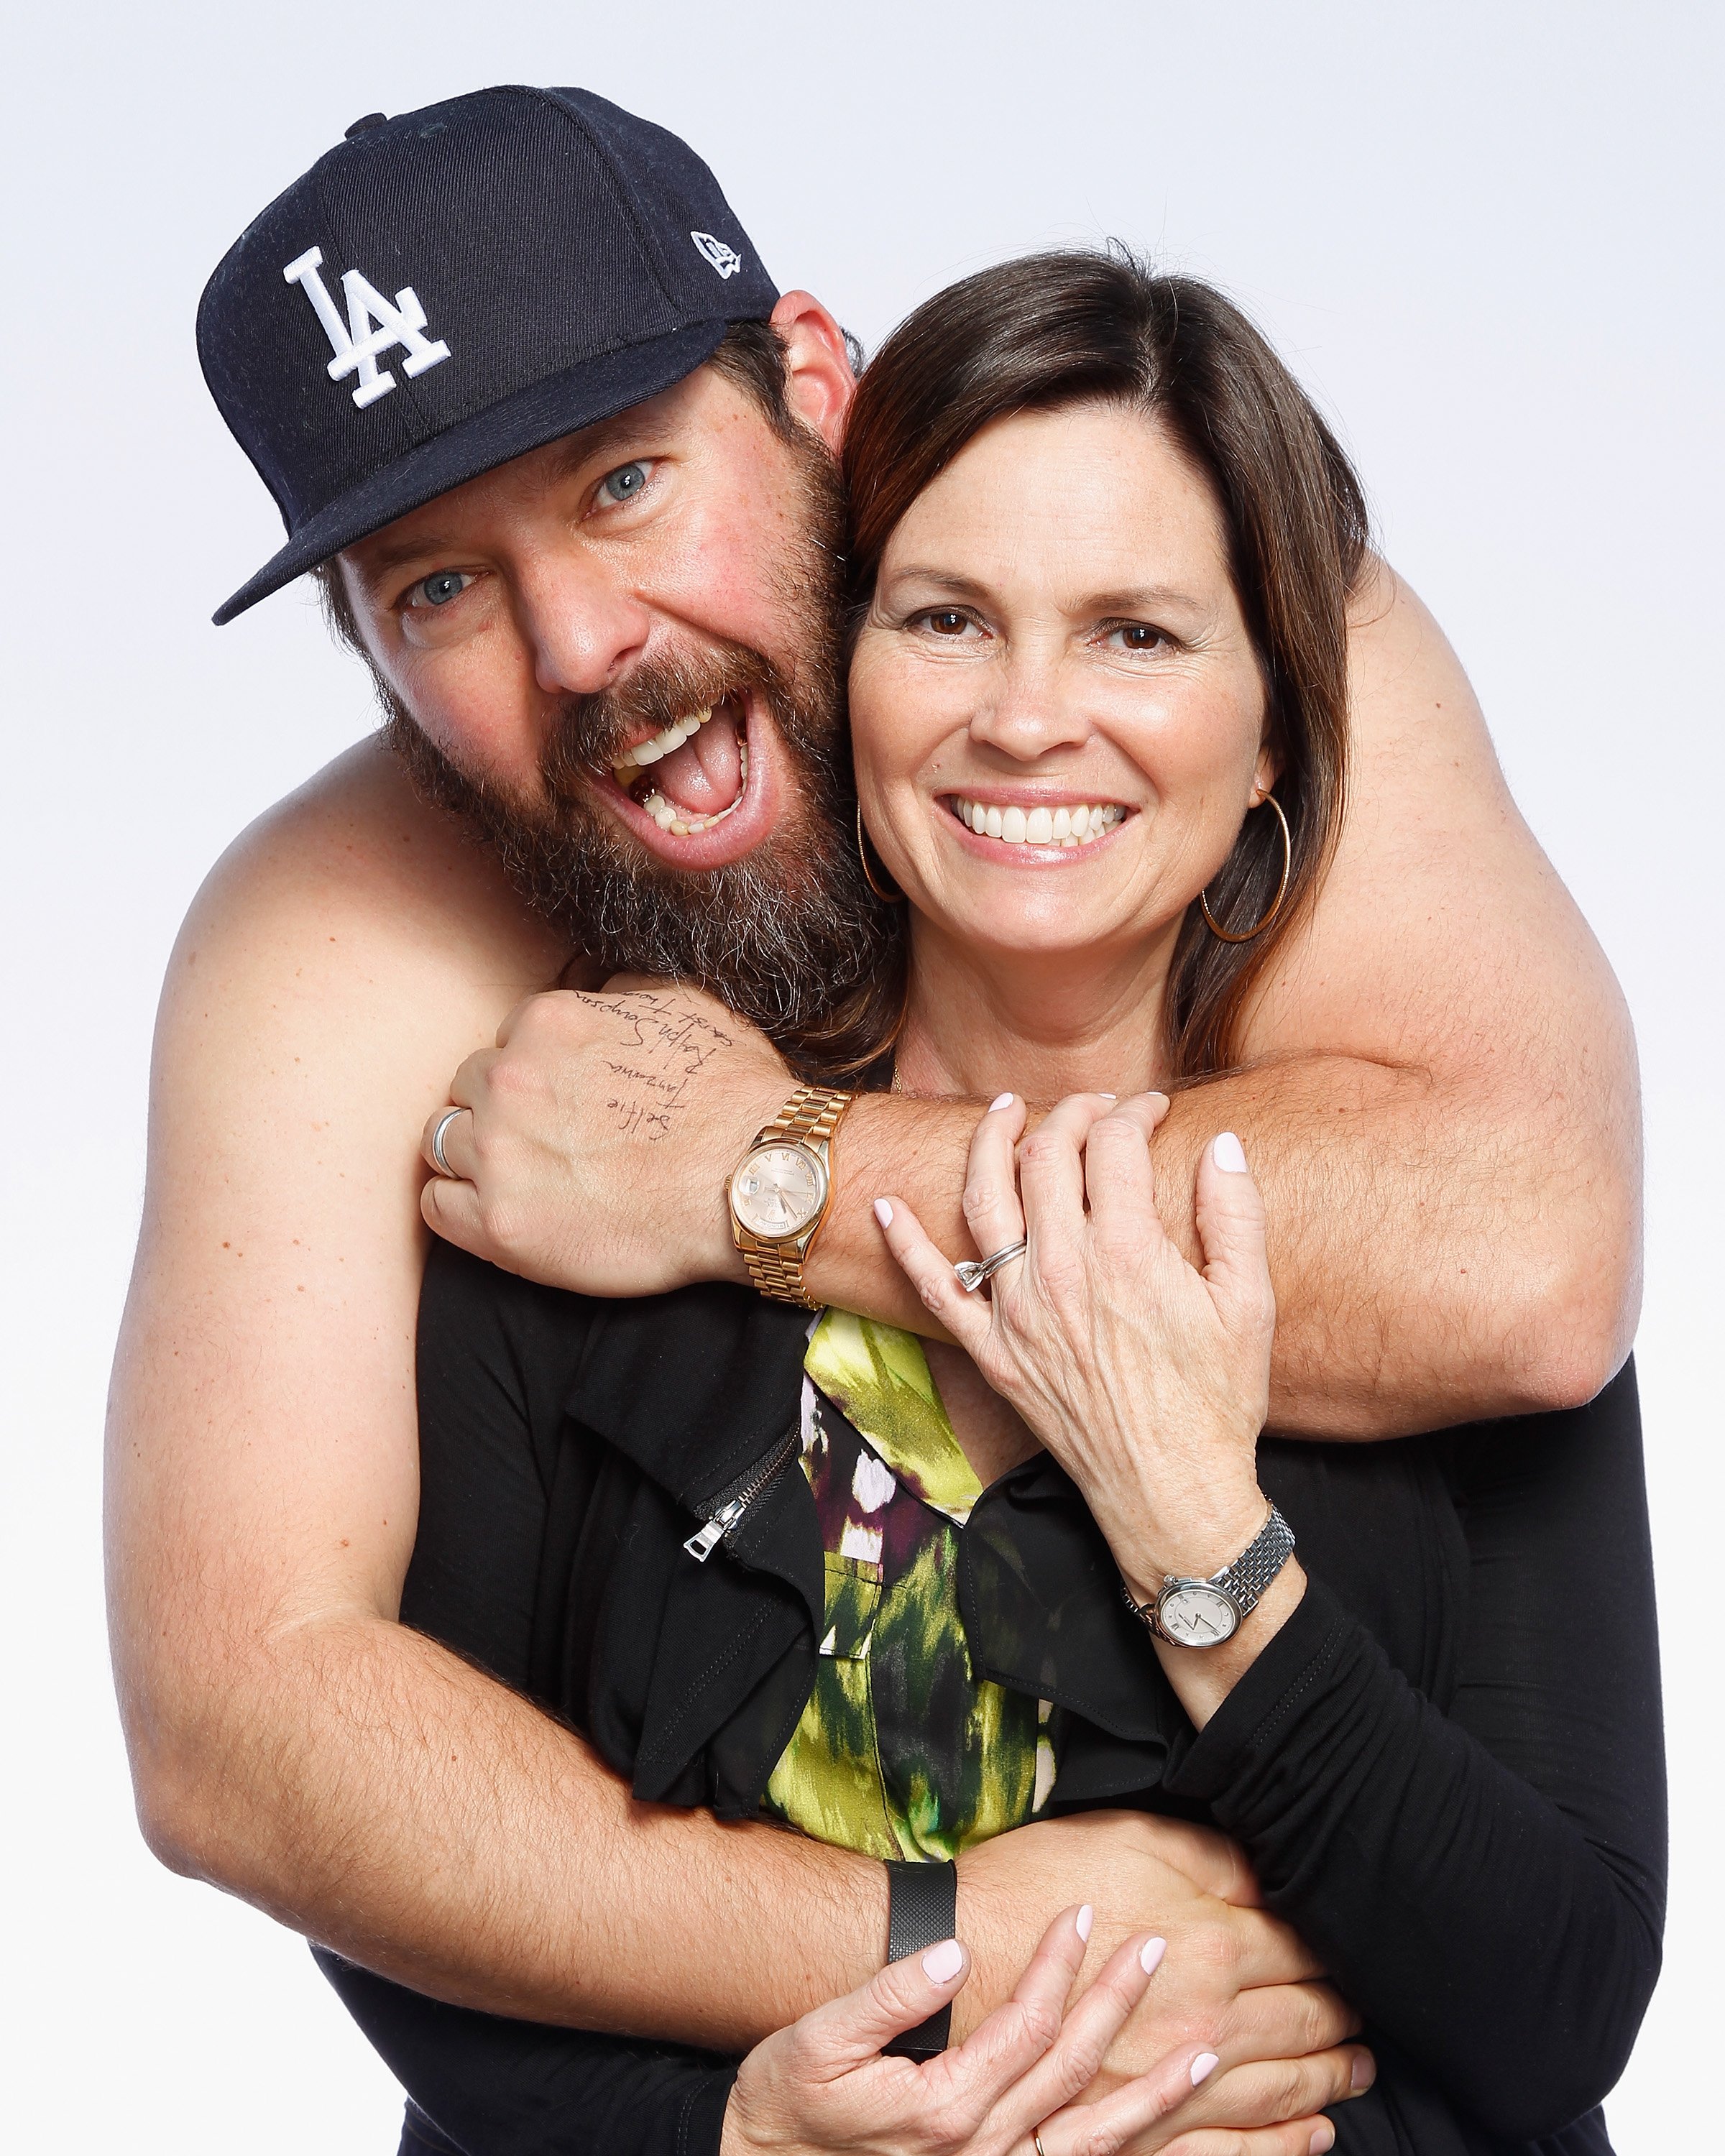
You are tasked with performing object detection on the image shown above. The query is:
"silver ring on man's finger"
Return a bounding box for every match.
[1031,2130,1049,2156]
[430,1106,469,1179]
[954,1238,1027,1293]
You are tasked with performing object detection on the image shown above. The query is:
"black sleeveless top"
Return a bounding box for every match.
[318,1242,1665,2156]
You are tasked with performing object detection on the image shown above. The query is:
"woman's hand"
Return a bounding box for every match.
[875,1095,1291,1665]
[724,1904,1261,2156]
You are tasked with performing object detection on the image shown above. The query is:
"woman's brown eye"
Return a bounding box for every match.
[929,611,967,635]
[1119,624,1163,649]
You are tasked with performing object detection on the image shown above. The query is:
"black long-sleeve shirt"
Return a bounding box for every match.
[318,1245,1665,2155]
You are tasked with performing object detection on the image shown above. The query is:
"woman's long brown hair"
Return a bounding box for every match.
[816,247,1367,1083]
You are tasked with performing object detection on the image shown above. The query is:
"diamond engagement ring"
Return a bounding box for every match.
[430,1106,469,1179]
[954,1238,1028,1293]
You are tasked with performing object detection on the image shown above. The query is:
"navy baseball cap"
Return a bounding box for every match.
[199,86,779,625]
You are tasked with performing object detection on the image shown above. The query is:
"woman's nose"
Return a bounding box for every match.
[967,652,1092,760]
[517,557,653,698]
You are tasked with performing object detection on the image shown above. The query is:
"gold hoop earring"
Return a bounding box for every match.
[856,803,904,904]
[1200,792,1292,943]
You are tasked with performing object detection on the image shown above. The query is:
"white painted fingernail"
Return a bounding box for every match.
[1139,1935,1167,1976]
[1098,1092,1118,1100]
[1191,2051,1220,2085]
[921,1938,964,1984]
[1213,1131,1248,1174]
[988,1092,1014,1111]
[873,1199,893,1227]
[1075,1904,1093,1941]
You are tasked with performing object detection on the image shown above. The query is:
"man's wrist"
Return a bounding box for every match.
[704,1074,800,1284]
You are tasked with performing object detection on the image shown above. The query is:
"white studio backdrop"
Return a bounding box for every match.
[2,1,1719,2145]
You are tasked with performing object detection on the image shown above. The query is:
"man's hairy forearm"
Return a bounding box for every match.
[130,1608,880,2047]
[808,1052,1634,1437]
[1151,1054,1633,1434]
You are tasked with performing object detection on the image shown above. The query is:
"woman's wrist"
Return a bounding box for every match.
[1153,1560,1307,1729]
[1114,1480,1271,1608]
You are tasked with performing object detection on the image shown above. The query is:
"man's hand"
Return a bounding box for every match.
[421,979,790,1295]
[956,1812,1371,2132]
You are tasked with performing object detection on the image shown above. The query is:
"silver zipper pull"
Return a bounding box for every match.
[683,1428,799,1563]
[683,1501,742,1562]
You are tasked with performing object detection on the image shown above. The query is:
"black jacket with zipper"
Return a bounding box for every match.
[316,1240,1665,2156]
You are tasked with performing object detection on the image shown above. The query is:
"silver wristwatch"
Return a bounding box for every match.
[1121,1505,1296,1649]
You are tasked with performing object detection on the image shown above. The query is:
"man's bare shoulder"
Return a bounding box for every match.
[147,737,570,1217]
[186,735,565,988]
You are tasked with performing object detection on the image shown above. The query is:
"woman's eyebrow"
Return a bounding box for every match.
[883,568,996,602]
[886,567,1204,617]
[1080,583,1203,616]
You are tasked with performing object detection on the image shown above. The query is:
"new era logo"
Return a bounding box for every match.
[283,246,452,409]
[690,230,742,280]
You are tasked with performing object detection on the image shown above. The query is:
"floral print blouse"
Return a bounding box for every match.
[763,1307,1059,1861]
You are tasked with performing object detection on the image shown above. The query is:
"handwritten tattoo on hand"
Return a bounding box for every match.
[586,990,737,1145]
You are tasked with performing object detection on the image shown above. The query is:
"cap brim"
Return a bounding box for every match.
[212,320,729,625]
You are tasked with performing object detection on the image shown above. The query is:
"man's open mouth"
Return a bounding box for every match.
[609,693,752,835]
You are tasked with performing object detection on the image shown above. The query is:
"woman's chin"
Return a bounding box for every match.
[917,893,1146,963]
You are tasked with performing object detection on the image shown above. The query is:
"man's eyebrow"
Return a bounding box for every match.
[349,529,464,583]
[543,413,665,483]
[349,416,671,587]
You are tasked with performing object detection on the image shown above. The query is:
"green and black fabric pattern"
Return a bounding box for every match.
[763,1308,1059,1861]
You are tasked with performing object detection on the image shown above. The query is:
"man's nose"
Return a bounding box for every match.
[967,647,1092,760]
[515,558,653,698]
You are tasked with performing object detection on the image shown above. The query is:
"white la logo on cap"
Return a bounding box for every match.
[690,231,742,280]
[283,246,451,409]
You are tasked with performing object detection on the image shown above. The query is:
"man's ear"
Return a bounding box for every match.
[771,290,856,453]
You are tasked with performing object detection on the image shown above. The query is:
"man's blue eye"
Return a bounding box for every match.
[419,571,466,607]
[603,462,648,502]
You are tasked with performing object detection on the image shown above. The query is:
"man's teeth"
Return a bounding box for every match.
[949,798,1128,847]
[610,706,714,787]
[636,740,750,836]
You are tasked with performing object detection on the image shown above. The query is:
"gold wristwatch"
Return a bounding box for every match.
[727,1084,855,1307]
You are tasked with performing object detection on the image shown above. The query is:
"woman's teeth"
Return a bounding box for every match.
[949,798,1128,847]
[610,706,714,789]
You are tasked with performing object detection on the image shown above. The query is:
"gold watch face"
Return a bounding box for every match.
[731,1143,828,1241]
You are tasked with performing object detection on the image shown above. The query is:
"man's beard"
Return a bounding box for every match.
[380,438,899,1045]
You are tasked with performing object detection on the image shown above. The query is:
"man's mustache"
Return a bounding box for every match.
[542,641,786,791]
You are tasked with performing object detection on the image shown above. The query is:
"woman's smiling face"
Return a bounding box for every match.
[848,401,1276,967]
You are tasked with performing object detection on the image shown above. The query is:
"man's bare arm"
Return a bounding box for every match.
[109,741,1343,2087]
[427,567,1639,1435]
[106,744,896,2040]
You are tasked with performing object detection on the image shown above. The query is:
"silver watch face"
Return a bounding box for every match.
[1156,1581,1241,1648]
[731,1143,828,1240]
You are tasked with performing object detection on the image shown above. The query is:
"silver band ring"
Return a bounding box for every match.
[430,1106,469,1179]
[1031,2131,1049,2156]
[954,1238,1028,1294]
